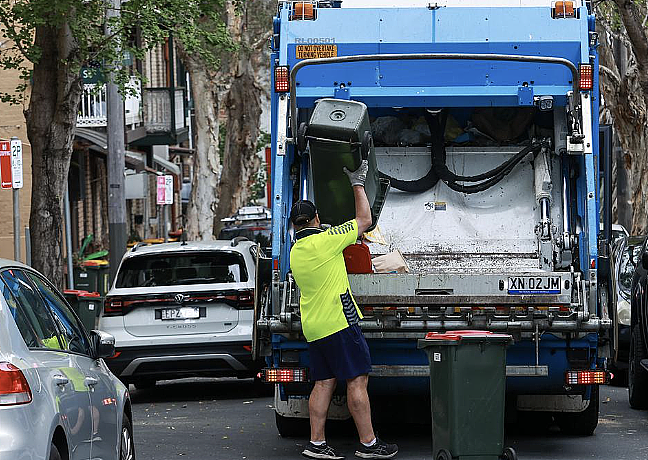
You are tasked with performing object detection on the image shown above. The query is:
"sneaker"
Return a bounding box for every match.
[302,441,345,460]
[354,438,398,459]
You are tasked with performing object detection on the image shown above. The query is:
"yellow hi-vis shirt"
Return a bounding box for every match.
[290,219,364,342]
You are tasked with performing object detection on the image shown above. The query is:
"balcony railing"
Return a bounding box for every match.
[143,87,187,134]
[77,76,142,128]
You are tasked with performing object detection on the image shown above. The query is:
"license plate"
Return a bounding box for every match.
[161,307,200,320]
[508,276,561,294]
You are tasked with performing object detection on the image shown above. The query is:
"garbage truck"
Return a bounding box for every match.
[254,0,615,437]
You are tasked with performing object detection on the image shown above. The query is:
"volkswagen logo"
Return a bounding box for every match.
[174,293,186,305]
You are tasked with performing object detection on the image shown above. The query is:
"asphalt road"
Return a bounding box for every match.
[130,379,648,460]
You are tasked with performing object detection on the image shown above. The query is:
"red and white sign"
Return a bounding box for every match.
[0,141,11,189]
[10,138,23,189]
[156,175,173,205]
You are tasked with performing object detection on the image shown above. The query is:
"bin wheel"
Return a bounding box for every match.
[435,448,452,460]
[297,122,308,153]
[361,131,373,160]
[501,447,517,460]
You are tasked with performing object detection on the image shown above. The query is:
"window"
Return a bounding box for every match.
[0,270,62,350]
[116,251,249,288]
[0,279,42,348]
[28,273,91,356]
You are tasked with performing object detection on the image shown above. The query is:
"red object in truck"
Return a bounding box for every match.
[343,242,373,274]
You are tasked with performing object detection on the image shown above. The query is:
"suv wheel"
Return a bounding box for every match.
[629,326,648,409]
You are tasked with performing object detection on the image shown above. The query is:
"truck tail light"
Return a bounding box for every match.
[579,64,593,90]
[104,297,124,317]
[565,369,609,385]
[553,1,575,18]
[292,2,316,20]
[0,363,32,405]
[260,367,308,383]
[275,66,290,93]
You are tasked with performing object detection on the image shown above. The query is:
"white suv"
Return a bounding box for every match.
[99,240,262,389]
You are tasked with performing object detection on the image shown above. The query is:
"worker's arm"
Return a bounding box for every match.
[353,185,372,235]
[344,160,372,236]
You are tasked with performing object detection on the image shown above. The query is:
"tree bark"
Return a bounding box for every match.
[180,47,222,241]
[212,0,272,234]
[598,5,648,235]
[25,24,81,288]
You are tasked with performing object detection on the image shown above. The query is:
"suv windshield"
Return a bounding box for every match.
[116,251,249,288]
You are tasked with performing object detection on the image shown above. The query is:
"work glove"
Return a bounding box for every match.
[343,160,369,187]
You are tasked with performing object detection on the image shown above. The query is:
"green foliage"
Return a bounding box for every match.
[0,0,233,103]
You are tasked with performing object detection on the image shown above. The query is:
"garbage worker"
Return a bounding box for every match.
[289,160,398,460]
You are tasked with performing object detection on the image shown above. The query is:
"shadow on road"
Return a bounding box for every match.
[129,377,272,404]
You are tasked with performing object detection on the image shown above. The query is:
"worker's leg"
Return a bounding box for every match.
[309,378,337,442]
[347,373,375,444]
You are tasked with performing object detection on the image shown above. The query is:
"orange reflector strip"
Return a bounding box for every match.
[274,66,289,93]
[579,64,593,91]
[262,368,308,383]
[565,370,609,385]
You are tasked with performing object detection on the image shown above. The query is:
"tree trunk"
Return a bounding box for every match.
[212,0,273,234]
[607,0,648,235]
[180,48,222,241]
[213,59,262,233]
[25,24,81,288]
[598,8,648,235]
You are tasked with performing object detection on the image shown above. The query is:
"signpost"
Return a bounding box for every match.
[0,139,23,261]
[156,175,173,242]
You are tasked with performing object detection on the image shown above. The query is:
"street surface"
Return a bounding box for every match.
[131,379,648,460]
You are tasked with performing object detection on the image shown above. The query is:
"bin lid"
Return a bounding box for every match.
[63,289,100,298]
[420,330,513,344]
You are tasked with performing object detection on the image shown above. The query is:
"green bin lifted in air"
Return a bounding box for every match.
[418,331,516,460]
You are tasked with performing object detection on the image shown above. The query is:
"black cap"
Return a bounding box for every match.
[290,200,317,226]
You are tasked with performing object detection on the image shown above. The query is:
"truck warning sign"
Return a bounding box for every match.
[296,44,337,59]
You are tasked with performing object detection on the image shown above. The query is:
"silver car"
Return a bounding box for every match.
[0,260,134,460]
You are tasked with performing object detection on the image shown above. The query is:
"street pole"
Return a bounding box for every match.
[24,227,31,266]
[106,0,127,282]
[64,189,74,289]
[12,188,20,261]
[163,205,169,243]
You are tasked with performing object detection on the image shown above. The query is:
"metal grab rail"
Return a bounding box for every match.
[288,53,580,140]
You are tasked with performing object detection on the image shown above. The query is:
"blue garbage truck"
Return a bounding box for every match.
[254,0,615,437]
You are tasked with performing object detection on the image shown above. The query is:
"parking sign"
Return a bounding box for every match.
[10,138,22,189]
[156,175,174,205]
[0,141,11,189]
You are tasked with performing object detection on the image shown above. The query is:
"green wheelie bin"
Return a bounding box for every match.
[64,290,101,332]
[418,331,516,460]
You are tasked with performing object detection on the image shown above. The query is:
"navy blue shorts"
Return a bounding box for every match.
[308,324,372,381]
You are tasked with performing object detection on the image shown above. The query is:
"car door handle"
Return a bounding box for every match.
[52,375,69,387]
[84,377,99,387]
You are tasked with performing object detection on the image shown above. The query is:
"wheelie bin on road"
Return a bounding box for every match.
[418,330,516,460]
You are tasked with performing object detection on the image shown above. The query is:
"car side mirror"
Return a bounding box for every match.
[90,330,115,359]
[642,251,648,270]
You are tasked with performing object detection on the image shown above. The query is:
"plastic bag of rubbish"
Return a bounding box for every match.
[371,116,406,145]
[398,129,427,146]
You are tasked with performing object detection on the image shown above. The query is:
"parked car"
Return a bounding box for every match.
[612,223,630,242]
[0,259,133,460]
[629,237,648,408]
[99,240,264,389]
[610,235,645,383]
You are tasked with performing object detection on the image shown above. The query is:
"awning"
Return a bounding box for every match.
[75,128,181,175]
